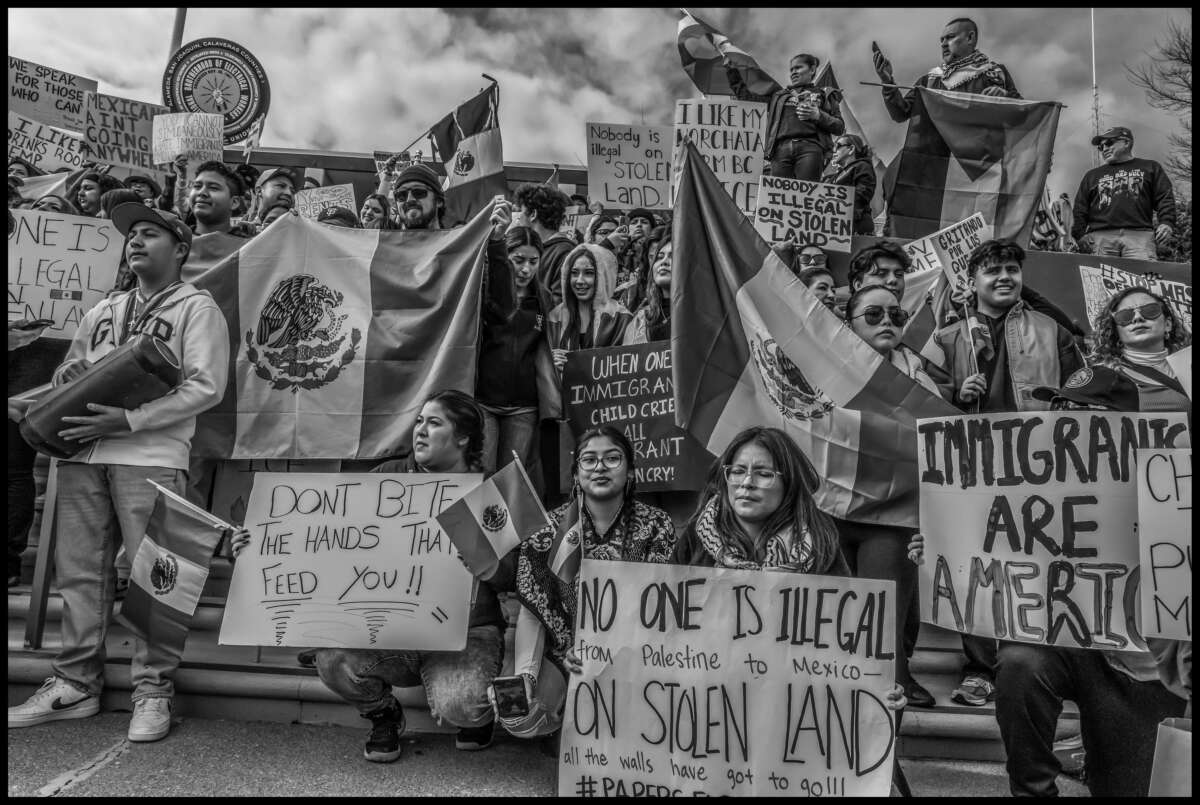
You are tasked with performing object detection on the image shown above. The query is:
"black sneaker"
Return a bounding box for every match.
[362,698,405,763]
[296,649,317,668]
[455,720,494,751]
[904,679,936,708]
[1053,733,1086,779]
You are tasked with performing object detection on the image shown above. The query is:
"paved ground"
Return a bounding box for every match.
[8,712,1090,797]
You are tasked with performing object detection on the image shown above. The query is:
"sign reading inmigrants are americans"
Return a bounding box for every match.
[917,412,1191,650]
[559,560,897,797]
[219,473,478,651]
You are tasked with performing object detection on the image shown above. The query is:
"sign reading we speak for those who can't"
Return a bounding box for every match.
[219,473,478,651]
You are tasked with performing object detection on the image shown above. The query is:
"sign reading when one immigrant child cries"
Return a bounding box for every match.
[672,99,766,218]
[587,122,672,211]
[562,342,711,493]
[753,176,853,253]
[8,111,86,173]
[84,92,169,173]
[8,57,98,133]
[294,184,357,220]
[1137,449,1191,641]
[7,208,124,338]
[917,412,1191,650]
[219,473,478,650]
[151,112,225,166]
[559,560,897,797]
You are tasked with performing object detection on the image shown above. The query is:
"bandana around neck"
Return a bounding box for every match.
[930,50,993,90]
[694,496,814,572]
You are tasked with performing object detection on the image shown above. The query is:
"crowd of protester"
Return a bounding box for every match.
[7,13,1190,798]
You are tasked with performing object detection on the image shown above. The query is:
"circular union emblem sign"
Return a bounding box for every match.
[162,38,270,145]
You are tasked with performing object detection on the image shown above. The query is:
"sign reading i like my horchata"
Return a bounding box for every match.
[586,122,672,210]
[672,99,766,218]
[558,560,897,797]
[1137,449,1192,641]
[218,473,478,651]
[917,411,1191,650]
[753,176,853,252]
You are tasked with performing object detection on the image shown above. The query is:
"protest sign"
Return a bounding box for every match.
[903,232,941,274]
[1137,449,1191,641]
[7,208,124,338]
[8,56,97,132]
[562,342,711,492]
[151,112,224,166]
[917,412,1191,650]
[8,110,86,172]
[587,122,672,210]
[559,559,897,797]
[294,183,357,220]
[1166,346,1191,398]
[83,92,168,172]
[1078,263,1192,331]
[218,472,477,650]
[753,176,852,252]
[929,213,991,292]
[560,205,593,238]
[672,99,766,217]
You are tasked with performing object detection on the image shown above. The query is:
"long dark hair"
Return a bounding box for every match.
[361,193,394,230]
[690,427,840,572]
[420,389,485,473]
[1090,286,1191,364]
[572,426,640,552]
[640,224,672,330]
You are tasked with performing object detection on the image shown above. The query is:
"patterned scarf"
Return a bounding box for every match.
[929,50,993,90]
[694,496,814,572]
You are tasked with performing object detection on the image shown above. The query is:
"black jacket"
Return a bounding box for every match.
[821,157,877,235]
[476,238,553,408]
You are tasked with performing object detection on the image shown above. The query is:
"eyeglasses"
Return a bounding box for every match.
[395,187,430,201]
[1112,302,1164,326]
[849,305,909,327]
[1095,138,1125,150]
[578,453,624,471]
[723,465,783,488]
[798,253,827,266]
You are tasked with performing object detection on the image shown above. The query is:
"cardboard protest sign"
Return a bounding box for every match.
[903,232,941,274]
[929,213,991,292]
[559,205,593,238]
[8,208,124,338]
[218,473,477,650]
[561,343,712,492]
[672,99,766,217]
[1137,449,1191,640]
[1079,262,1192,331]
[917,412,1190,650]
[587,122,672,211]
[1166,346,1191,398]
[8,57,97,132]
[8,110,87,172]
[753,176,853,252]
[559,560,897,797]
[83,92,169,172]
[151,112,224,166]
[294,183,357,220]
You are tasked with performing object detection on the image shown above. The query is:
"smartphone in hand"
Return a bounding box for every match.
[490,675,530,719]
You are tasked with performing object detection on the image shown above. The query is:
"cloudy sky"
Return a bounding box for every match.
[9,7,1192,202]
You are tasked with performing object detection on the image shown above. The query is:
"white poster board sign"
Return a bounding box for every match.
[219,472,478,650]
[753,176,853,252]
[917,412,1190,650]
[8,57,97,132]
[294,184,358,220]
[672,99,766,218]
[8,110,87,172]
[587,122,672,211]
[1078,264,1193,332]
[151,112,225,166]
[559,560,896,797]
[1137,449,1192,640]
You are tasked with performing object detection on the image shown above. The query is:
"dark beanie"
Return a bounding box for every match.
[627,208,657,226]
[392,163,444,198]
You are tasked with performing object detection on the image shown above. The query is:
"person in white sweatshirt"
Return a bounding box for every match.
[8,204,229,743]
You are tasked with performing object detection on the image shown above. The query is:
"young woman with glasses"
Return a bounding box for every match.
[1088,287,1190,411]
[501,426,675,743]
[820,133,877,236]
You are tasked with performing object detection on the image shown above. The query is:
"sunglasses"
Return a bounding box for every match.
[1112,302,1164,326]
[1095,138,1125,150]
[395,187,430,201]
[798,253,827,266]
[850,305,909,327]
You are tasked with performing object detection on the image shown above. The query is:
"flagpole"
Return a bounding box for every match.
[147,479,232,531]
[1090,8,1101,167]
[169,8,187,57]
[510,450,551,520]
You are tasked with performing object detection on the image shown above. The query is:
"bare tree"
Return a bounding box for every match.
[1127,20,1192,185]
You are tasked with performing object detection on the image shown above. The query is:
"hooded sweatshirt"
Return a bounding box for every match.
[546,243,632,351]
[51,282,230,470]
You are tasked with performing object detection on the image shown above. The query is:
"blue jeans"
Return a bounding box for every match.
[769,137,826,181]
[315,625,504,726]
[1081,228,1157,260]
[480,408,541,495]
[51,462,190,701]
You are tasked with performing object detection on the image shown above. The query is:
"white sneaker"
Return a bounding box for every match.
[8,677,100,727]
[128,697,173,742]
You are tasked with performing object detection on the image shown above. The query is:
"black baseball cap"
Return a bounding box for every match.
[110,203,194,249]
[1031,365,1139,411]
[316,205,361,228]
[1090,127,1132,147]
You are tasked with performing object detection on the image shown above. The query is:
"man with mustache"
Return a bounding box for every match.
[391,163,447,231]
[873,17,1020,123]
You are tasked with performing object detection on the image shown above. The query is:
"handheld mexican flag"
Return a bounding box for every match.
[671,141,959,528]
[429,81,506,228]
[118,481,230,645]
[546,498,583,583]
[436,458,549,579]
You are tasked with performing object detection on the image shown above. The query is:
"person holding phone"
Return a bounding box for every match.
[497,426,675,744]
